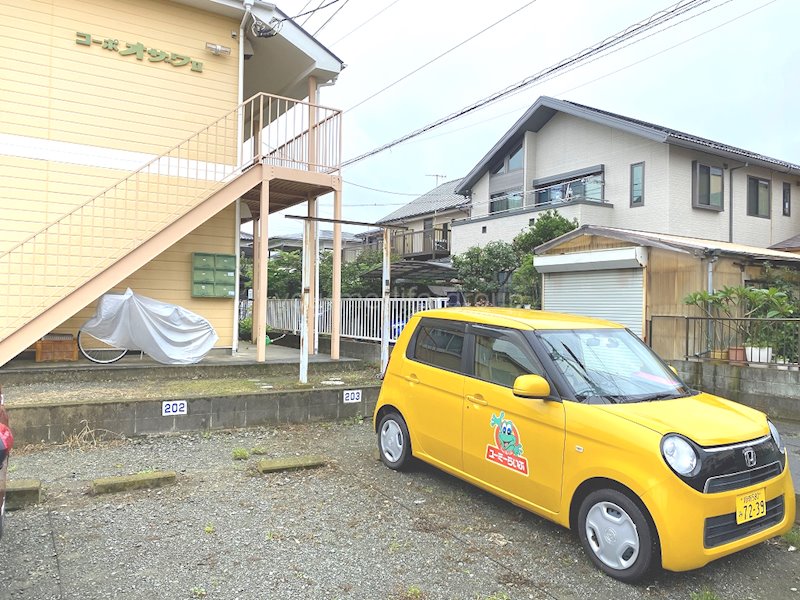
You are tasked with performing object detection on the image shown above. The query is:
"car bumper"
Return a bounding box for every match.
[642,456,796,572]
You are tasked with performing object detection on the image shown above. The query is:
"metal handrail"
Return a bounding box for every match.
[1,92,342,339]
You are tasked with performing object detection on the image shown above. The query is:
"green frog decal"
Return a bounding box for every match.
[490,411,523,456]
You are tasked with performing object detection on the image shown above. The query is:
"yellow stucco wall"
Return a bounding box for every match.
[1,0,242,349]
[56,205,237,346]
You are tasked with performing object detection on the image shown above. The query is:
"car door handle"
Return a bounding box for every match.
[466,394,488,406]
[404,374,419,384]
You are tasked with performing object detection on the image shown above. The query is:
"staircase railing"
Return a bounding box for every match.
[0,92,341,342]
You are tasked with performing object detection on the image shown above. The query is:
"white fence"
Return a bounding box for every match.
[261,297,449,342]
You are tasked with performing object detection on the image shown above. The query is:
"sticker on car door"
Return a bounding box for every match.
[486,411,529,476]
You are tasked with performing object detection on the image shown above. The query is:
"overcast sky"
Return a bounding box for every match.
[265,0,797,236]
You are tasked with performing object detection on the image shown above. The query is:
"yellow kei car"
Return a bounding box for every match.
[373,308,795,582]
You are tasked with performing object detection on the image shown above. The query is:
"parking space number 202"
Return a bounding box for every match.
[162,400,188,416]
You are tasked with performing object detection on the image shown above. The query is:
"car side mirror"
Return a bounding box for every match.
[513,374,551,399]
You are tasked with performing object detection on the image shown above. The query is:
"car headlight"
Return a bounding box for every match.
[768,420,784,453]
[661,434,699,476]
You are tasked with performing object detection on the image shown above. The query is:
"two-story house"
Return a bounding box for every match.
[452,96,800,254]
[0,0,347,365]
[343,179,469,264]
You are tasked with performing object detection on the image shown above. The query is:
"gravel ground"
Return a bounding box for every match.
[1,421,798,600]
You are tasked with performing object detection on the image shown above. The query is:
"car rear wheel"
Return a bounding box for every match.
[378,412,411,470]
[577,488,657,583]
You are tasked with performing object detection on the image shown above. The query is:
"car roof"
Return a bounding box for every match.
[413,307,625,330]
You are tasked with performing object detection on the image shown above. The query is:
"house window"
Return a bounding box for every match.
[507,143,523,171]
[747,176,770,218]
[692,161,723,211]
[490,143,524,175]
[630,162,644,206]
[783,182,791,217]
[489,189,524,214]
[535,172,603,205]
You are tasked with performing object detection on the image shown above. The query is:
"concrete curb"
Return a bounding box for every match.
[5,479,41,510]
[91,471,176,495]
[257,455,327,474]
[8,386,381,446]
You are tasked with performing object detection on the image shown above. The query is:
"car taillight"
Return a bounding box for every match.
[0,424,13,452]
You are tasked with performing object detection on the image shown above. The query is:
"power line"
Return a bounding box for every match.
[330,0,404,45]
[399,0,742,148]
[287,0,344,25]
[345,0,539,113]
[313,0,351,36]
[341,0,713,167]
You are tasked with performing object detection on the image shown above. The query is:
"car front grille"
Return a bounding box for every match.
[703,495,785,548]
[704,461,784,493]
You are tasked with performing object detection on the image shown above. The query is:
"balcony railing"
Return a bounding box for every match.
[649,316,800,366]
[342,227,449,263]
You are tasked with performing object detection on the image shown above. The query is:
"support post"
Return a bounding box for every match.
[331,187,342,360]
[308,76,317,171]
[307,197,317,355]
[256,178,269,362]
[300,218,312,383]
[251,215,260,344]
[381,227,391,373]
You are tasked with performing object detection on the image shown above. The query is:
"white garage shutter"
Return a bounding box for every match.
[543,269,644,337]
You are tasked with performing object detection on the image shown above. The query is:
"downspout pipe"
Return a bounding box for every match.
[237,1,253,166]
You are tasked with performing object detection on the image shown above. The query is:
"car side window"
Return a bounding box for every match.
[410,324,465,372]
[473,332,541,387]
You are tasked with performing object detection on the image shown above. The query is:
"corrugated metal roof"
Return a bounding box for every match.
[456,96,800,195]
[377,179,467,224]
[536,225,800,264]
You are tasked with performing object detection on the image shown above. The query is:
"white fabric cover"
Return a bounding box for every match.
[82,289,219,364]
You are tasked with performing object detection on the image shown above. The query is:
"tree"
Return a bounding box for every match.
[267,250,302,298]
[452,241,518,305]
[510,210,578,308]
[512,210,578,256]
[320,249,384,297]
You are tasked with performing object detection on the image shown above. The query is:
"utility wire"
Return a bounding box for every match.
[313,0,351,35]
[342,0,712,167]
[346,0,539,113]
[400,0,741,147]
[288,0,343,25]
[331,0,404,45]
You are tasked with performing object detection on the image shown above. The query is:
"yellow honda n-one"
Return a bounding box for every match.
[373,308,795,582]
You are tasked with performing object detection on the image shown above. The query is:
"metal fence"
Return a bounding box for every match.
[262,297,449,342]
[649,316,800,365]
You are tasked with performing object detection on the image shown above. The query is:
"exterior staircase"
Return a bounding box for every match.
[0,92,341,366]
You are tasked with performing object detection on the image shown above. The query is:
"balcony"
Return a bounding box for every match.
[343,227,450,262]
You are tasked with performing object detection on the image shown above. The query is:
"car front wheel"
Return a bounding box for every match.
[577,488,658,583]
[377,412,411,470]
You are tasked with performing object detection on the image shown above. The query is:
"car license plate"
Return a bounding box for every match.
[735,488,766,525]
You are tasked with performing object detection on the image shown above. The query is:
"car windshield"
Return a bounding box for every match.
[536,328,692,404]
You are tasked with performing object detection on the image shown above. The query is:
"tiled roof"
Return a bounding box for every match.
[456,96,800,195]
[377,179,467,224]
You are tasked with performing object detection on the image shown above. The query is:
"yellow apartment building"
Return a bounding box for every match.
[0,0,346,365]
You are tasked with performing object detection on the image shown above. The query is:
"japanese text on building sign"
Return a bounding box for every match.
[76,32,203,73]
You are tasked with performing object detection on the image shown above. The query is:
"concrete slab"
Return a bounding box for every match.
[257,455,327,473]
[91,471,176,495]
[5,479,41,510]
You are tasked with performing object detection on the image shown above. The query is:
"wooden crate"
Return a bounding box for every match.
[35,334,78,362]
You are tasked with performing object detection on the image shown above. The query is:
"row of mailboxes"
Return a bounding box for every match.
[191,253,237,298]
